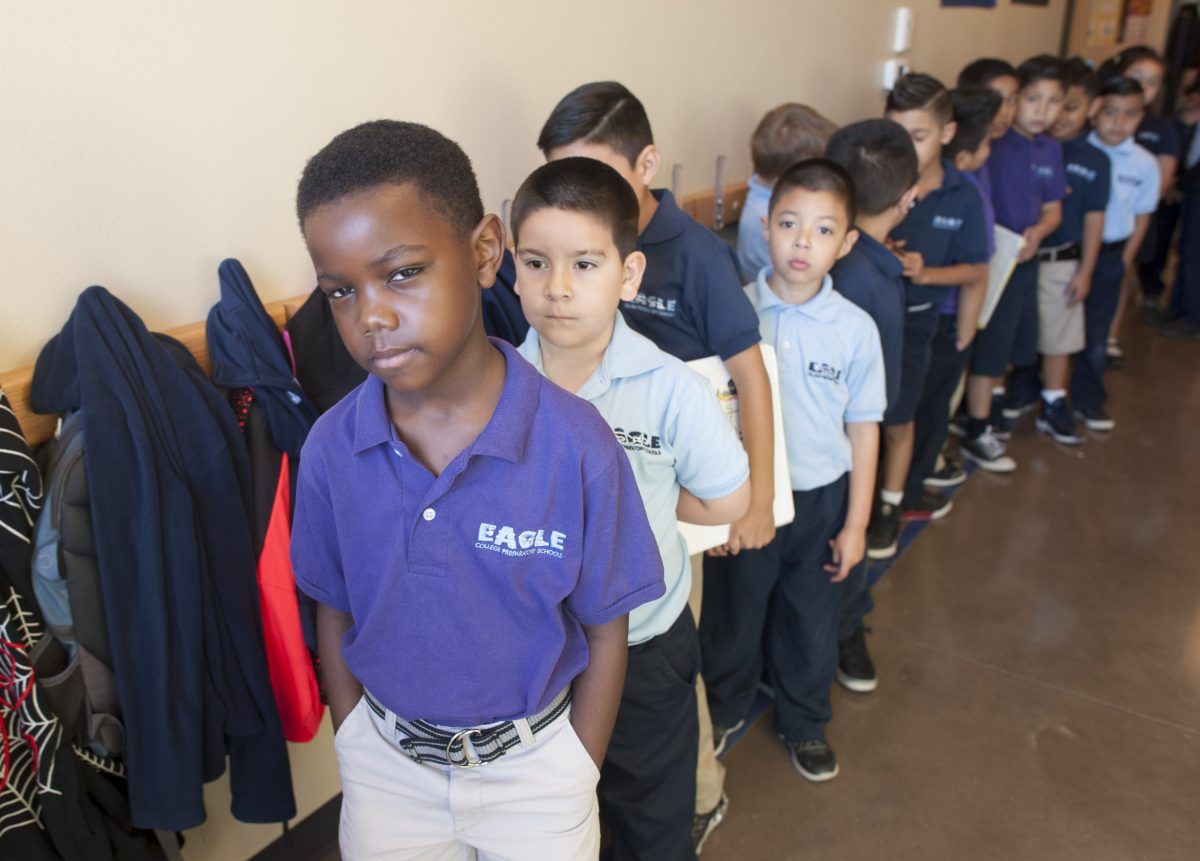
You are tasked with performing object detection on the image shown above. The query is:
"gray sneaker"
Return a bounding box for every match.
[960,428,1017,473]
[692,793,729,854]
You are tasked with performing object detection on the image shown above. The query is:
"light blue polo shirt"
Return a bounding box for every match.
[519,315,748,645]
[1088,132,1161,243]
[748,270,886,492]
[736,175,773,281]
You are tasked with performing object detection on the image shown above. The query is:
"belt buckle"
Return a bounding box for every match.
[447,728,483,768]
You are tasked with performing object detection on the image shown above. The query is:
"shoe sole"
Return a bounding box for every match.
[901,498,953,522]
[712,719,746,758]
[866,540,898,560]
[947,423,967,439]
[1001,404,1037,421]
[924,472,967,488]
[960,448,1017,473]
[791,754,840,783]
[1073,413,1115,432]
[1035,418,1084,446]
[836,669,878,693]
[694,796,728,855]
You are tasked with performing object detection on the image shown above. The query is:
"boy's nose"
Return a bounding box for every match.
[547,270,572,300]
[360,286,400,332]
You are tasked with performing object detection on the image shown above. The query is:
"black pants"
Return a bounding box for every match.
[599,605,699,861]
[1070,247,1126,410]
[1138,199,1181,299]
[905,314,969,507]
[700,476,848,743]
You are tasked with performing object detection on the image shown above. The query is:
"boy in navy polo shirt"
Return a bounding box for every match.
[870,74,990,557]
[538,81,775,830]
[824,118,918,687]
[512,157,750,861]
[1034,59,1110,444]
[965,55,1068,466]
[289,121,664,860]
[1071,78,1161,430]
[701,160,885,783]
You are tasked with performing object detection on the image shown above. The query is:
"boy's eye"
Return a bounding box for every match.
[574,260,596,271]
[326,285,353,300]
[779,219,796,229]
[818,226,833,236]
[388,266,423,283]
[523,258,547,270]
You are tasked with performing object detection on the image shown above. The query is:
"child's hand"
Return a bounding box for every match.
[955,328,977,352]
[717,504,776,556]
[823,527,865,583]
[1065,270,1092,306]
[900,250,926,284]
[1017,228,1041,263]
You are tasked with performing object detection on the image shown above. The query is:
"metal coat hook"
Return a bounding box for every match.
[713,155,727,231]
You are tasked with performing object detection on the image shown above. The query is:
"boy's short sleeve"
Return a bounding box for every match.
[844,319,887,424]
[951,186,991,266]
[290,454,351,613]
[1084,156,1112,213]
[688,246,762,360]
[566,447,665,626]
[1134,156,1163,216]
[669,369,750,500]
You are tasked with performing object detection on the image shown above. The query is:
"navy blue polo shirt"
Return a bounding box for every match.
[888,160,990,308]
[831,232,904,411]
[290,338,665,726]
[1045,133,1111,248]
[626,189,762,362]
[1136,115,1182,160]
[987,129,1069,233]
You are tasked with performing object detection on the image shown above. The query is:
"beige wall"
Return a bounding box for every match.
[1,2,1065,858]
[1065,0,1175,67]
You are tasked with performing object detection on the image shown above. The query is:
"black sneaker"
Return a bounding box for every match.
[1002,393,1039,421]
[692,792,729,854]
[837,626,877,693]
[960,428,1017,472]
[947,413,968,439]
[1035,397,1083,445]
[989,393,1012,440]
[1074,406,1115,431]
[924,461,967,488]
[712,719,745,757]
[901,490,953,522]
[1106,338,1125,370]
[788,739,839,782]
[866,501,901,560]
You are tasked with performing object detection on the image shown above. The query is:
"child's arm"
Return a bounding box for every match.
[316,602,363,730]
[1156,154,1178,199]
[1068,211,1105,306]
[1017,201,1064,262]
[956,273,988,351]
[717,345,775,554]
[825,421,879,583]
[571,615,629,768]
[1123,212,1153,269]
[905,253,988,290]
[676,479,751,526]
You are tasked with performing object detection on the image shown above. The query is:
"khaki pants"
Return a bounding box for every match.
[689,554,726,814]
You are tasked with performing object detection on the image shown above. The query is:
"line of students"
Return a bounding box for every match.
[286,52,1189,861]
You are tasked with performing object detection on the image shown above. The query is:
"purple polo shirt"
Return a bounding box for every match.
[987,129,1068,233]
[291,338,664,726]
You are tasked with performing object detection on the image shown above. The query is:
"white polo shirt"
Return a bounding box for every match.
[748,270,886,492]
[519,314,749,645]
[1088,131,1161,243]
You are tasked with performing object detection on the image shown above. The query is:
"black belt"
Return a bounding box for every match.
[1038,243,1081,262]
[1101,239,1128,254]
[363,687,571,768]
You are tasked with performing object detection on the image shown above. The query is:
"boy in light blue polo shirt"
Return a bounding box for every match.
[701,159,885,785]
[512,157,750,861]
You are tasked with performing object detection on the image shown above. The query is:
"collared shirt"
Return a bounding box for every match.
[830,232,904,410]
[626,189,762,362]
[987,129,1069,233]
[1136,115,1182,159]
[1087,132,1161,243]
[888,159,990,307]
[748,271,886,491]
[519,316,748,645]
[1044,133,1111,248]
[290,338,664,726]
[736,174,772,281]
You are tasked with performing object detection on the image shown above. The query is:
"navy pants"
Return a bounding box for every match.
[1070,247,1126,410]
[1138,199,1181,299]
[1170,183,1200,326]
[700,476,848,743]
[905,314,969,507]
[600,606,699,861]
[838,559,873,641]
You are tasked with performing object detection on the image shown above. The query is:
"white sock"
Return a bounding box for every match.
[992,386,1006,397]
[1042,389,1065,403]
[880,489,903,506]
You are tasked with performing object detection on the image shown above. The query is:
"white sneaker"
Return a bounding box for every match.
[960,428,1017,473]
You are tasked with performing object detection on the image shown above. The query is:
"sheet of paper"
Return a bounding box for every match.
[978,225,1025,330]
[678,344,795,556]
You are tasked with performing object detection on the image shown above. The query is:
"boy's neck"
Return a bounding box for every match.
[538,321,616,394]
[637,187,659,234]
[854,212,894,244]
[1013,123,1037,140]
[767,269,825,306]
[917,157,946,198]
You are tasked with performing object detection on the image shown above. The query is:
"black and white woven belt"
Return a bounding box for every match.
[1038,243,1081,263]
[363,687,572,768]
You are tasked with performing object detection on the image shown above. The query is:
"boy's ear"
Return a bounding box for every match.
[633,144,660,189]
[1088,97,1103,120]
[898,183,920,215]
[838,228,860,261]
[760,213,770,244]
[620,250,647,301]
[939,120,958,147]
[471,213,507,290]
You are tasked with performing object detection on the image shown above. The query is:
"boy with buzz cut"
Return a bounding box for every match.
[1071,76,1160,430]
[700,159,886,784]
[737,103,839,280]
[823,118,919,692]
[290,120,665,860]
[870,74,990,559]
[513,157,751,861]
[538,81,775,837]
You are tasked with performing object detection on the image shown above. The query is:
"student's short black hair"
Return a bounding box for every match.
[1098,45,1165,81]
[537,82,654,166]
[945,87,1002,160]
[768,158,857,227]
[886,73,954,125]
[824,120,917,217]
[1062,56,1100,96]
[296,120,484,235]
[510,157,640,258]
[1097,75,1146,100]
[1016,54,1067,90]
[958,58,1018,88]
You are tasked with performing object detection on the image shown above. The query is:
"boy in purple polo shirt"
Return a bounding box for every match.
[289,121,664,860]
[963,55,1068,469]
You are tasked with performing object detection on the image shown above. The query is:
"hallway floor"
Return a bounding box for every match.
[702,318,1200,859]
